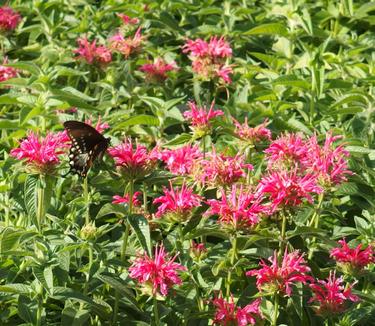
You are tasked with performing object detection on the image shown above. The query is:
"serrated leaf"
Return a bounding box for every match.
[128,214,151,256]
[61,307,90,326]
[245,23,288,36]
[24,175,38,221]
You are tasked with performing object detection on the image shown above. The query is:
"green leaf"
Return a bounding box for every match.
[96,203,127,218]
[0,283,32,295]
[18,295,38,324]
[0,227,25,254]
[286,118,312,135]
[5,62,42,76]
[128,214,151,256]
[49,89,98,111]
[245,23,288,36]
[113,115,159,130]
[0,94,19,104]
[24,175,38,221]
[163,134,192,146]
[346,146,375,155]
[19,106,41,125]
[272,76,310,89]
[61,307,90,326]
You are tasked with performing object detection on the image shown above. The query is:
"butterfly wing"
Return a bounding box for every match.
[63,121,109,177]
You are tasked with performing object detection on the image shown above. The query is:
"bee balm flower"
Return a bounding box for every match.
[309,271,359,316]
[129,244,186,297]
[153,182,202,222]
[0,6,21,32]
[213,294,262,326]
[246,249,312,297]
[10,132,69,174]
[73,38,112,66]
[139,58,178,82]
[330,239,374,274]
[109,27,143,58]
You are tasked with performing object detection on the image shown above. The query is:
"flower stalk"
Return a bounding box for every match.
[36,175,45,230]
[83,176,90,224]
[308,192,324,260]
[226,232,238,298]
[153,295,160,326]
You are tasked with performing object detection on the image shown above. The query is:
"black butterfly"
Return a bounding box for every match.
[63,120,110,177]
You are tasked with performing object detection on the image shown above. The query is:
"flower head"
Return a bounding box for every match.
[109,27,143,58]
[206,185,267,231]
[190,241,207,261]
[0,58,18,82]
[256,170,322,212]
[73,38,112,66]
[158,144,202,175]
[0,6,21,32]
[305,133,352,188]
[10,131,69,174]
[117,13,139,25]
[112,191,142,207]
[108,139,157,180]
[182,36,233,84]
[198,151,253,187]
[129,244,186,296]
[309,271,359,316]
[153,182,202,222]
[330,239,374,274]
[85,116,110,134]
[265,133,309,170]
[139,58,178,82]
[184,101,224,137]
[213,294,262,326]
[233,118,272,144]
[246,249,312,296]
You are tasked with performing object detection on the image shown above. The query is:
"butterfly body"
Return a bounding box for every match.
[64,120,110,177]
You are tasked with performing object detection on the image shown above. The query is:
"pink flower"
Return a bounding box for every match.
[139,58,178,82]
[0,6,21,32]
[198,151,253,187]
[85,116,110,133]
[108,139,157,180]
[309,271,359,316]
[213,294,262,326]
[233,118,272,144]
[112,191,142,207]
[305,133,352,187]
[109,28,143,58]
[0,58,18,82]
[129,244,186,296]
[153,182,202,221]
[190,241,207,260]
[10,131,69,174]
[330,239,374,273]
[182,36,232,58]
[246,249,312,296]
[265,133,309,170]
[117,13,139,25]
[182,36,233,84]
[73,38,112,66]
[256,170,322,211]
[206,185,267,230]
[158,144,202,175]
[184,101,224,128]
[216,65,233,84]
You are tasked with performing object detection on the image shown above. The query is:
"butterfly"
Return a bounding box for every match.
[63,120,110,177]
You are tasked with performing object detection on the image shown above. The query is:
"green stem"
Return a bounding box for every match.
[272,293,279,326]
[308,192,325,260]
[36,287,43,326]
[226,233,238,298]
[113,179,134,325]
[83,176,90,224]
[37,175,45,230]
[202,135,206,160]
[153,295,160,326]
[279,211,287,258]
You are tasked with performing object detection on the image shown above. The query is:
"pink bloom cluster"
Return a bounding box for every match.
[10,132,69,174]
[108,139,157,180]
[256,170,322,212]
[330,239,374,272]
[309,271,359,316]
[158,144,202,175]
[247,249,312,296]
[198,151,252,187]
[85,116,110,134]
[212,295,262,326]
[73,38,112,65]
[129,245,186,296]
[265,132,351,188]
[0,6,21,31]
[139,58,178,82]
[117,13,139,25]
[184,101,224,136]
[0,58,18,82]
[182,36,233,84]
[233,118,272,144]
[153,182,202,221]
[109,28,143,58]
[206,185,267,230]
[112,191,142,207]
